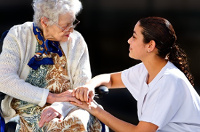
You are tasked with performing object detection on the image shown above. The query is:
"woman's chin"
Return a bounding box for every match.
[60,36,69,42]
[129,53,136,59]
[129,53,133,58]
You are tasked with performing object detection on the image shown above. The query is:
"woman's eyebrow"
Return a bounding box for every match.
[133,31,137,35]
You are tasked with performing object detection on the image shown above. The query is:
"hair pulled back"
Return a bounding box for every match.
[139,17,194,86]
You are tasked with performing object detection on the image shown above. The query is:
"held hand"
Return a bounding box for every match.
[39,107,63,128]
[70,101,99,116]
[47,90,82,104]
[72,85,95,103]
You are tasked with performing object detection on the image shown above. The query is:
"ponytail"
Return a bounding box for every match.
[139,17,194,86]
[168,44,194,86]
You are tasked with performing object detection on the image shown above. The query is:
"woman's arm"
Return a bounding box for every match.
[0,26,50,107]
[85,72,125,89]
[46,90,82,104]
[71,101,158,132]
[72,72,125,103]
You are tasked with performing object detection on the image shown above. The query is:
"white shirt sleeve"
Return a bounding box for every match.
[121,63,147,101]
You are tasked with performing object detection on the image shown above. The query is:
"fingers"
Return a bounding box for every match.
[49,87,95,104]
[39,111,47,127]
[39,109,47,127]
[72,89,76,97]
[80,88,89,102]
[83,89,88,102]
[75,88,81,99]
[88,91,94,104]
[39,108,60,128]
[69,96,82,105]
[70,101,97,115]
[39,112,59,127]
[70,101,86,110]
[47,112,59,122]
[73,86,91,102]
[70,101,80,107]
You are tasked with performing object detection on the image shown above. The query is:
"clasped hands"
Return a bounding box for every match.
[39,85,96,127]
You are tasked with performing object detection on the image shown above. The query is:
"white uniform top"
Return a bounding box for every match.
[121,61,200,132]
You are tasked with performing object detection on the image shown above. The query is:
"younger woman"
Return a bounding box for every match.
[72,17,200,131]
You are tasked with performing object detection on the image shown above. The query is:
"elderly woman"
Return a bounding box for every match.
[0,0,104,131]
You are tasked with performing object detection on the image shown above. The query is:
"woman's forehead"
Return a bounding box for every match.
[133,22,142,35]
[58,13,75,23]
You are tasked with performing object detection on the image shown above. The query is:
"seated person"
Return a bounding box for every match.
[72,17,200,132]
[0,0,105,131]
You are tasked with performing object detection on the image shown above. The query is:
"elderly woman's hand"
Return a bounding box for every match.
[47,90,82,104]
[38,107,62,128]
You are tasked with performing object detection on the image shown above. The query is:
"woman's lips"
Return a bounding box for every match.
[65,34,70,37]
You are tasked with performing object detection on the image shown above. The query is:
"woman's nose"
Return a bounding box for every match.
[127,38,131,44]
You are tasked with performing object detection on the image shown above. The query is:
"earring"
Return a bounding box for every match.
[148,49,150,53]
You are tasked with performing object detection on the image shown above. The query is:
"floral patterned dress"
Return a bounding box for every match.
[11,43,103,132]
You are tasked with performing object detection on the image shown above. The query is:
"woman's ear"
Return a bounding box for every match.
[40,17,49,28]
[147,40,156,53]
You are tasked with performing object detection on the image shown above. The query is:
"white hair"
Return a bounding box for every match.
[32,0,82,28]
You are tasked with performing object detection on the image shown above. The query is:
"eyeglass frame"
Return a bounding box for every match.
[54,19,80,32]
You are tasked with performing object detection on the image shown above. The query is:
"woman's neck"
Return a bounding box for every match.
[143,57,168,84]
[41,26,55,41]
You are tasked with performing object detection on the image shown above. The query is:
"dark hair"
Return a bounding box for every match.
[139,17,194,86]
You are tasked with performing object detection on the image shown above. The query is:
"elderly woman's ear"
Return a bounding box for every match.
[40,17,49,28]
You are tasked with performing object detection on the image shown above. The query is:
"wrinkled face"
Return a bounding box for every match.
[127,22,148,60]
[46,12,75,42]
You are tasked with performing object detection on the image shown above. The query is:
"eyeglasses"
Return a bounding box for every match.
[55,19,80,32]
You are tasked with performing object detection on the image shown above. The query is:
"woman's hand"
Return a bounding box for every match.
[39,107,62,128]
[70,101,99,116]
[47,90,82,104]
[72,85,95,104]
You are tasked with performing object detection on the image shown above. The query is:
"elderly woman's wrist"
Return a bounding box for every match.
[46,92,55,104]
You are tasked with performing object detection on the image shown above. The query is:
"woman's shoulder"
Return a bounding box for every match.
[164,62,186,80]
[125,62,147,73]
[9,22,33,31]
[7,22,33,37]
[69,30,87,47]
[3,22,36,54]
[161,61,191,88]
[70,30,84,40]
[122,62,147,79]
